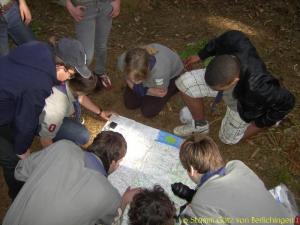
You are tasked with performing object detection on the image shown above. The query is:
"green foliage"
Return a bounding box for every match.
[275,167,293,185]
[179,40,213,67]
[30,21,43,37]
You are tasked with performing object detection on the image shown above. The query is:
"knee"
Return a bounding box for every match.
[123,92,141,109]
[141,105,160,118]
[124,100,140,110]
[77,129,90,145]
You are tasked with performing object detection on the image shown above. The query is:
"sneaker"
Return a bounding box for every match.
[100,74,112,89]
[95,73,112,90]
[173,121,209,137]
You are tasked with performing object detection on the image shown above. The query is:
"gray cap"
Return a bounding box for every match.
[55,38,91,78]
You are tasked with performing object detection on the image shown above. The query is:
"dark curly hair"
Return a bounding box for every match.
[128,185,176,225]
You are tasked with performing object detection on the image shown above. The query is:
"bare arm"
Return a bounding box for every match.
[19,0,32,25]
[110,0,121,18]
[66,0,85,22]
[40,137,53,148]
[78,95,114,121]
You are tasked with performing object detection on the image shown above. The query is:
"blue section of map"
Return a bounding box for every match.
[155,130,184,149]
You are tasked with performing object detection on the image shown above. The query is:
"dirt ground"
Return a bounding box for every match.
[1,0,300,222]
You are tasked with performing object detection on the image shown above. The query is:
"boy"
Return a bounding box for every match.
[172,135,293,223]
[128,185,176,225]
[3,131,140,225]
[38,73,115,148]
[0,37,91,198]
[174,30,295,144]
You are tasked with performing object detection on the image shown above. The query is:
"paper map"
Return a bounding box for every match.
[102,115,195,224]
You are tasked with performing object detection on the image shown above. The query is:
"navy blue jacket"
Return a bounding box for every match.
[198,30,295,128]
[0,41,57,155]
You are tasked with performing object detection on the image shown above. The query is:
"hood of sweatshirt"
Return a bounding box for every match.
[7,41,57,84]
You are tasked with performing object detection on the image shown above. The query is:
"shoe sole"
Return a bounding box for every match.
[173,128,209,137]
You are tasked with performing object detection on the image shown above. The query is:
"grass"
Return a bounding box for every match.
[179,40,213,67]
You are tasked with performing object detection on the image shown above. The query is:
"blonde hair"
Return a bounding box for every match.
[124,46,158,82]
[179,135,224,173]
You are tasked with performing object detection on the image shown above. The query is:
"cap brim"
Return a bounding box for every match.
[75,65,92,78]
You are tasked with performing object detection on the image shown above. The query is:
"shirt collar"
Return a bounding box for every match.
[84,151,107,177]
[197,167,225,188]
[148,55,156,70]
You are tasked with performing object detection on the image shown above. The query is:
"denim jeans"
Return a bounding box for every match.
[53,117,90,145]
[0,125,24,199]
[74,0,112,75]
[0,2,35,56]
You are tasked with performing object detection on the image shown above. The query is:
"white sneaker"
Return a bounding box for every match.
[179,106,193,124]
[173,121,209,137]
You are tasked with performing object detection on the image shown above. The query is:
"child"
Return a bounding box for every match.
[38,73,114,148]
[118,43,184,117]
[129,185,176,225]
[172,135,293,222]
[3,131,140,225]
[174,30,295,144]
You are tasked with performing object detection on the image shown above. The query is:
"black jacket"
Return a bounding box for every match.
[198,30,295,128]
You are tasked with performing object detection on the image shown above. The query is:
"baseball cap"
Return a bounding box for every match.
[55,38,92,78]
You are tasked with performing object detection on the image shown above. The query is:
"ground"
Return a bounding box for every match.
[1,0,300,222]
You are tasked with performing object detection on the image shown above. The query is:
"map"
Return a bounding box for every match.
[102,116,195,224]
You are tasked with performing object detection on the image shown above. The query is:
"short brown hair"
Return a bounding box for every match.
[129,185,176,225]
[125,47,150,82]
[68,73,97,95]
[179,135,224,173]
[87,131,127,172]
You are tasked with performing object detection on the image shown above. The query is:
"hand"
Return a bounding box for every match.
[147,87,167,98]
[171,182,195,203]
[121,186,141,206]
[110,0,121,18]
[126,78,134,89]
[17,148,31,160]
[184,55,201,71]
[19,0,32,25]
[66,1,85,22]
[99,110,115,121]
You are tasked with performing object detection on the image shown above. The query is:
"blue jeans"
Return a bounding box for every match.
[0,125,24,199]
[74,0,112,74]
[0,2,35,56]
[53,117,90,145]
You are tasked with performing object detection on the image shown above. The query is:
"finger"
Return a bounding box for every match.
[109,6,114,17]
[20,12,25,22]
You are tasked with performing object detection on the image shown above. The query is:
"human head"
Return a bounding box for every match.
[68,73,97,96]
[205,55,240,91]
[179,135,224,183]
[49,37,92,82]
[128,185,176,225]
[125,47,150,83]
[87,131,127,174]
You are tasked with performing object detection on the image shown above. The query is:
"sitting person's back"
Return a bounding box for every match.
[191,160,292,220]
[173,135,294,224]
[3,131,138,225]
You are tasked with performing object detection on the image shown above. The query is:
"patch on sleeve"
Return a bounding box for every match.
[48,124,57,132]
[154,78,164,86]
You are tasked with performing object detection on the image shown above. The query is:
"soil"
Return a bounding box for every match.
[1,0,300,222]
